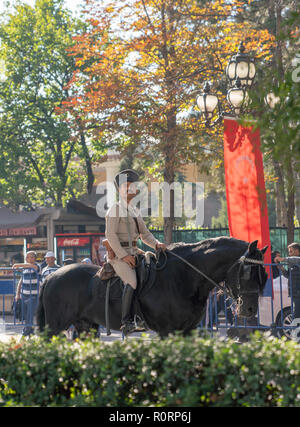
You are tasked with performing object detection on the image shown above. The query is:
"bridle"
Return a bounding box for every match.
[224,250,265,306]
[156,248,265,308]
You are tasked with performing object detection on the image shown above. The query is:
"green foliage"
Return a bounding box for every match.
[0,0,91,208]
[245,2,300,163]
[0,332,300,407]
[251,74,300,164]
[211,196,228,228]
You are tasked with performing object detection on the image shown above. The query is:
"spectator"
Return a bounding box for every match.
[81,258,92,265]
[274,242,300,318]
[63,258,75,266]
[271,250,281,279]
[13,251,40,336]
[11,252,23,265]
[41,251,60,283]
[39,258,47,270]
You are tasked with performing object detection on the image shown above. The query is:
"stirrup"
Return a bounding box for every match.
[120,316,147,336]
[120,321,136,336]
[133,315,147,332]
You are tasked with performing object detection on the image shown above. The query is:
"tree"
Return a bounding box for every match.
[64,0,273,243]
[0,0,99,209]
[239,0,300,243]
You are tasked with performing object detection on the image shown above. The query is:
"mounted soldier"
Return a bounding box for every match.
[105,169,166,335]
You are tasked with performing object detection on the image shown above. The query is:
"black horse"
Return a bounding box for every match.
[36,237,268,338]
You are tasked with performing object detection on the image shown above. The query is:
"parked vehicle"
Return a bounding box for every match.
[259,275,292,339]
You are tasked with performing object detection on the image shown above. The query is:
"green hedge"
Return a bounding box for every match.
[0,332,300,407]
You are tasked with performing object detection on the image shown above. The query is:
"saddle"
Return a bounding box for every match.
[97,261,116,281]
[96,239,116,281]
[95,252,157,294]
[96,239,157,284]
[91,241,158,335]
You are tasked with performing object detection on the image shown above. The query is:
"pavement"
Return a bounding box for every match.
[0,314,226,344]
[0,319,158,344]
[0,322,23,343]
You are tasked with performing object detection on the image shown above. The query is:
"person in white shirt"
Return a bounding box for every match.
[41,251,60,283]
[13,251,40,336]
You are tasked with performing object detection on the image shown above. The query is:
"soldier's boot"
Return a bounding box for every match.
[120,284,136,336]
[120,284,146,336]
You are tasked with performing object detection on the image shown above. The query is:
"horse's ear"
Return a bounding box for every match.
[248,240,258,254]
[261,245,268,256]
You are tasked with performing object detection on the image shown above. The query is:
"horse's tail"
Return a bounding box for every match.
[36,282,46,332]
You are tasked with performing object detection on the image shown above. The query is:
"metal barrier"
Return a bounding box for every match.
[142,227,300,257]
[0,267,40,334]
[0,268,17,322]
[198,263,300,341]
[0,263,299,340]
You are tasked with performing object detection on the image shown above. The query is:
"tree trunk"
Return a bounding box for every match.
[286,158,295,244]
[163,147,175,245]
[294,168,300,223]
[80,132,95,194]
[163,205,174,246]
[161,3,177,245]
[287,189,295,245]
[274,1,284,79]
[272,158,287,226]
[163,113,176,245]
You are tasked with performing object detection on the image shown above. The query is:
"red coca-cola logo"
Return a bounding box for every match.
[57,237,90,247]
[63,239,80,246]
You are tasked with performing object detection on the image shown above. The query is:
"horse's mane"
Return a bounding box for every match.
[53,263,99,279]
[167,236,247,255]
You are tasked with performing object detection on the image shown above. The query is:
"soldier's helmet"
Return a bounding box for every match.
[114,169,140,189]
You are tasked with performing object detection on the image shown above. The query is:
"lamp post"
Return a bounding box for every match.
[227,77,250,116]
[196,82,221,127]
[195,41,256,126]
[194,41,273,298]
[226,41,256,88]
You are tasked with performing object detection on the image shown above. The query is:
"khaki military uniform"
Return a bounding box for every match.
[105,200,159,289]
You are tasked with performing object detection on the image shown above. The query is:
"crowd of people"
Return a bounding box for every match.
[12,251,93,336]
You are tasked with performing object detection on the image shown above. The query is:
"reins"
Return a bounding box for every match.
[157,248,264,305]
[163,249,225,294]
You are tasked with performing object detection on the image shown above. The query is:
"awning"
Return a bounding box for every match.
[0,206,45,237]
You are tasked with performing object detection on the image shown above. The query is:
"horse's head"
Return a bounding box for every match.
[225,240,268,318]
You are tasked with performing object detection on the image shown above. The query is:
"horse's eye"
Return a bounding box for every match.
[242,265,251,280]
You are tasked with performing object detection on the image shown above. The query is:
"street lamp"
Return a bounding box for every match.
[194,42,255,127]
[226,41,256,88]
[193,40,272,288]
[196,82,221,127]
[227,77,250,115]
[264,92,280,109]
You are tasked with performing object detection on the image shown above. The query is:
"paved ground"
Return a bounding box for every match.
[0,322,24,343]
[0,314,228,344]
[0,319,158,344]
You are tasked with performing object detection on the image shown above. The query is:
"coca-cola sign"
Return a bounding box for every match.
[57,237,90,247]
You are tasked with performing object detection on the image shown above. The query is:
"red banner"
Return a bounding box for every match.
[224,118,271,267]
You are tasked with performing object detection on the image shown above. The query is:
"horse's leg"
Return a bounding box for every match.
[43,323,62,339]
[72,319,99,339]
[42,312,63,339]
[158,330,170,339]
[44,305,77,339]
[64,326,76,340]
